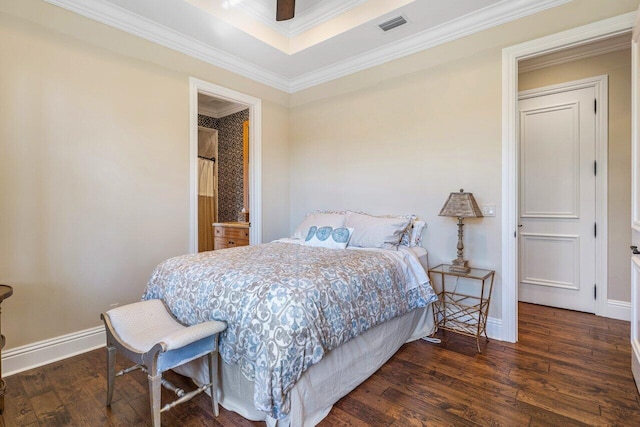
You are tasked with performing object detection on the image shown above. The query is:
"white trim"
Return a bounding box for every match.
[631,9,640,394]
[42,0,291,92]
[605,299,631,321]
[290,0,571,92]
[518,37,630,73]
[501,40,519,343]
[633,16,640,231]
[2,326,105,377]
[199,103,248,120]
[518,76,608,98]
[189,78,263,253]
[632,257,640,389]
[502,12,635,343]
[634,7,640,43]
[43,0,569,94]
[485,316,503,340]
[633,342,640,393]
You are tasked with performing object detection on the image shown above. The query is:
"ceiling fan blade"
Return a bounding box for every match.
[276,0,295,21]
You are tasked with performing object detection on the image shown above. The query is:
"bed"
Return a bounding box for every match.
[141,211,437,426]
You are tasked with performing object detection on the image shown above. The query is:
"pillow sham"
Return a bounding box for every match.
[292,212,345,239]
[400,219,427,247]
[304,226,354,249]
[345,211,411,249]
[410,220,426,247]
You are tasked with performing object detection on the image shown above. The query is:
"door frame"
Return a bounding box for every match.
[518,75,607,315]
[630,5,640,394]
[501,12,635,342]
[189,77,263,253]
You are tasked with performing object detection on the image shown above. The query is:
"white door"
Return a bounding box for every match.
[630,5,640,395]
[518,83,597,313]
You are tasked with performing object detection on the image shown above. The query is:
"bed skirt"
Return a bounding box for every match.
[174,304,434,426]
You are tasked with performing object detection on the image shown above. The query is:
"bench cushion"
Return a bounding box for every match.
[106,299,226,352]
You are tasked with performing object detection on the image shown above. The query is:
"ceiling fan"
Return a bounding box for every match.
[276,0,295,21]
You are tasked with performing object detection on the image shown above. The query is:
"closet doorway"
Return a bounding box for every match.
[197,93,250,252]
[189,78,262,254]
[502,16,635,342]
[197,124,218,251]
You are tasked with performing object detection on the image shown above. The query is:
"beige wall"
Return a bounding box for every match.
[0,0,638,353]
[291,48,505,316]
[290,0,640,320]
[519,49,632,302]
[0,0,290,348]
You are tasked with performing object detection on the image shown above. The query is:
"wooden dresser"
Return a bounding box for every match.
[213,222,250,250]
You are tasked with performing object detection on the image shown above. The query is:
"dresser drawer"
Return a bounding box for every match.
[214,236,248,249]
[214,227,249,240]
[213,223,250,250]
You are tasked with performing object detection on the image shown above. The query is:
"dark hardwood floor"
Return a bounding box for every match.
[3,302,639,426]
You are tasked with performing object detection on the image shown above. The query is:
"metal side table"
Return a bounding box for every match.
[428,265,494,353]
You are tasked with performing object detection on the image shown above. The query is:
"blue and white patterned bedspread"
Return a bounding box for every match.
[142,241,437,419]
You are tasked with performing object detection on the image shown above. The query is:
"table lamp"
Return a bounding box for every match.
[439,189,483,273]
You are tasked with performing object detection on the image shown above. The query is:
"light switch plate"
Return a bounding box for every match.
[481,203,496,217]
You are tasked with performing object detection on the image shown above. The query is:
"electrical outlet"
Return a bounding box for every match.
[481,204,496,217]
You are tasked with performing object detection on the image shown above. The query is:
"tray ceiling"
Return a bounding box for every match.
[44,0,571,92]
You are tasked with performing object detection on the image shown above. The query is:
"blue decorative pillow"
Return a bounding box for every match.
[292,212,345,239]
[304,226,354,249]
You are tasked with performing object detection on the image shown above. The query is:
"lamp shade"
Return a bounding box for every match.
[439,189,483,218]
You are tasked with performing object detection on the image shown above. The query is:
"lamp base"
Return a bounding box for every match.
[449,258,470,274]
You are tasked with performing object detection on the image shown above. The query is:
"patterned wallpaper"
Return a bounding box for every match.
[198,110,248,222]
[198,114,216,129]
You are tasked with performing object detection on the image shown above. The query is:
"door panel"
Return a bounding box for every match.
[632,258,640,393]
[520,233,578,289]
[521,103,580,217]
[519,85,596,313]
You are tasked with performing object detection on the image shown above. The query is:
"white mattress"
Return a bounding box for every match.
[174,246,433,426]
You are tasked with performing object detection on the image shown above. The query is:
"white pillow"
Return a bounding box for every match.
[401,220,426,247]
[410,220,426,246]
[292,212,345,239]
[304,226,353,249]
[345,211,411,248]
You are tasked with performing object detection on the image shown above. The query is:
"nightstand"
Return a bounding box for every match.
[428,264,494,353]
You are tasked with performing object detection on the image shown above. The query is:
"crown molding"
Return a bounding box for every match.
[43,0,572,94]
[519,36,630,73]
[288,0,572,92]
[633,3,640,42]
[199,102,248,119]
[42,0,292,92]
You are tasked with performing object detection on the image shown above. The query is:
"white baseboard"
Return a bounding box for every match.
[604,299,631,321]
[486,316,503,340]
[2,326,105,377]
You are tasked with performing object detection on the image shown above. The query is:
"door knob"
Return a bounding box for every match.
[631,246,640,255]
